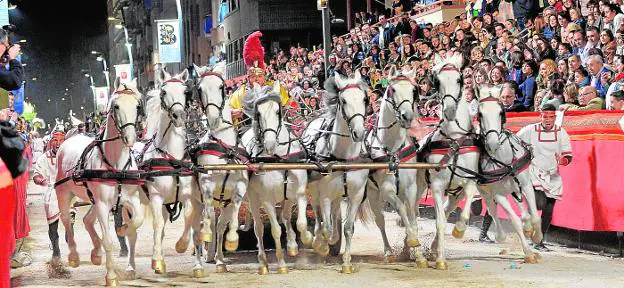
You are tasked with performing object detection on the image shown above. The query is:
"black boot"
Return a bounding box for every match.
[49,220,61,258]
[479,214,495,244]
[534,241,551,252]
[118,236,128,257]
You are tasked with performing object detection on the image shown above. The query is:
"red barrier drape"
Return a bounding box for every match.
[0,159,15,288]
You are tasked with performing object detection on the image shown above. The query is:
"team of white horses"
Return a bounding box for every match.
[52,55,544,286]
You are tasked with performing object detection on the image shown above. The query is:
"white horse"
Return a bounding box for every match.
[191,63,250,273]
[139,68,197,275]
[55,78,145,286]
[474,84,542,263]
[242,82,311,275]
[302,71,369,273]
[366,66,427,266]
[415,54,481,269]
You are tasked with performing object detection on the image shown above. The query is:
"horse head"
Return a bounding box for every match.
[475,83,505,153]
[245,82,282,155]
[387,66,416,128]
[155,67,189,127]
[194,62,227,130]
[431,54,463,121]
[330,71,368,142]
[109,77,143,147]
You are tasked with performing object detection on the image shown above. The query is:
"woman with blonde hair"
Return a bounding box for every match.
[563,83,580,105]
[536,59,557,91]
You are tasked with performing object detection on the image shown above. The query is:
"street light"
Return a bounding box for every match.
[47,98,51,102]
[61,97,66,101]
[107,17,116,21]
[91,51,110,89]
[17,39,26,43]
[8,4,17,10]
[84,73,90,78]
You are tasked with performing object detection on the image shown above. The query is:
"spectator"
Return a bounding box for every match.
[501,81,528,112]
[609,90,624,110]
[587,54,612,98]
[563,82,580,106]
[561,86,605,110]
[520,60,538,109]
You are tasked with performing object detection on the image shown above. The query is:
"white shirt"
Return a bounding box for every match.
[517,123,572,199]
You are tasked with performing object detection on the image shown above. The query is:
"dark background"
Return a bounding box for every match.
[10,0,109,125]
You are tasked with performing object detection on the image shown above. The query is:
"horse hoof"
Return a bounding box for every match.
[277,266,289,274]
[105,277,118,287]
[384,255,396,263]
[68,258,80,268]
[193,268,204,278]
[341,264,354,274]
[531,233,543,245]
[115,224,128,237]
[224,239,239,252]
[216,264,228,273]
[287,247,299,257]
[452,227,465,239]
[496,234,507,243]
[523,227,533,238]
[524,254,538,264]
[199,231,212,242]
[152,259,166,274]
[435,261,448,270]
[91,255,102,266]
[318,244,330,257]
[415,258,429,269]
[406,238,421,248]
[534,252,542,261]
[301,231,314,248]
[176,239,189,254]
[258,265,269,275]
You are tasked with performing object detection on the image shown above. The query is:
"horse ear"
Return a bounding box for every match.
[273,80,281,94]
[193,64,204,76]
[334,71,345,87]
[389,65,399,78]
[155,67,170,86]
[113,76,121,91]
[353,69,362,81]
[179,69,190,82]
[130,78,138,89]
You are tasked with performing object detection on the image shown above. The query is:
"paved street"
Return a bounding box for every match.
[10,181,624,287]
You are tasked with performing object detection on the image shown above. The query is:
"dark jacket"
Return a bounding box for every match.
[0,59,24,91]
[512,0,537,19]
[504,100,528,112]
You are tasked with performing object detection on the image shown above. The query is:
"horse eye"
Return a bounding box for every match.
[160,90,166,96]
[114,104,120,110]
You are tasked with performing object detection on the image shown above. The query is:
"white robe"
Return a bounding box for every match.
[517,123,572,200]
[33,152,60,224]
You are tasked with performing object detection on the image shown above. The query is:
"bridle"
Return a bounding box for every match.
[478,96,505,146]
[385,75,416,128]
[253,97,282,147]
[337,83,366,139]
[435,64,462,115]
[109,87,143,139]
[159,78,187,120]
[196,71,227,117]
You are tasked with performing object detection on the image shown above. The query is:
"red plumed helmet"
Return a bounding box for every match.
[243,31,266,76]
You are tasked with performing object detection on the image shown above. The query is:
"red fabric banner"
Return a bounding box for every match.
[414,110,624,232]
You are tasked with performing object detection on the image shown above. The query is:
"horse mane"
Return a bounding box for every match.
[242,85,282,118]
[144,88,163,139]
[106,82,141,111]
[322,76,368,119]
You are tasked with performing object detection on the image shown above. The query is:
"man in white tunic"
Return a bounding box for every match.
[32,130,74,259]
[517,104,573,251]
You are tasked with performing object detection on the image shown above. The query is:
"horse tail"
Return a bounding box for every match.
[357,198,375,229]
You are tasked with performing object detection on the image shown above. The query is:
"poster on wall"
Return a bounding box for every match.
[114,64,132,84]
[0,0,8,27]
[94,87,109,111]
[156,19,181,63]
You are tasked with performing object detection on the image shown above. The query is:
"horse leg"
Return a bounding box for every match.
[83,205,102,266]
[198,176,214,243]
[515,197,534,239]
[248,191,268,275]
[281,200,299,257]
[265,201,287,274]
[494,194,539,263]
[366,179,394,261]
[124,196,144,279]
[175,198,193,254]
[341,185,365,274]
[483,193,506,243]
[56,189,79,267]
[190,198,205,278]
[431,184,448,270]
[96,201,118,286]
[521,181,543,244]
[384,181,418,249]
[453,182,479,238]
[294,190,312,249]
[150,195,167,275]
[214,207,230,273]
[224,181,246,252]
[403,179,426,267]
[328,198,342,245]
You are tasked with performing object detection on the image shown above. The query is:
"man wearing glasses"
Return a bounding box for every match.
[560,86,605,110]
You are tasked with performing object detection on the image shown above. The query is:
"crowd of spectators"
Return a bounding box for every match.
[242,0,624,125]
